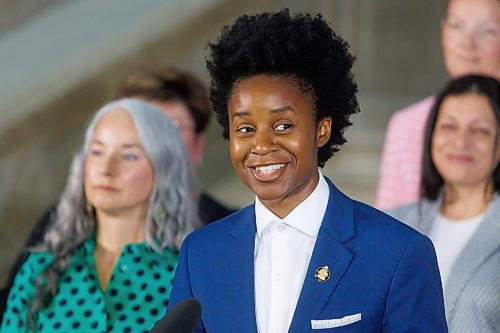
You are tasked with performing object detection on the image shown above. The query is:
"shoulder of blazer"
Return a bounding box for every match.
[186,204,255,246]
[386,198,440,235]
[484,194,500,229]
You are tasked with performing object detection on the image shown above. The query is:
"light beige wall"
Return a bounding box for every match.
[0,0,447,285]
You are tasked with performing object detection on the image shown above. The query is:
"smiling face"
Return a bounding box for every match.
[432,92,499,190]
[441,0,500,79]
[228,74,331,217]
[84,109,154,217]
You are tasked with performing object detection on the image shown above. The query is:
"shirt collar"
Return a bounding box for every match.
[255,169,330,238]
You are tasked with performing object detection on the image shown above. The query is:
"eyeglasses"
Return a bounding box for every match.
[121,74,165,93]
[171,119,196,133]
[444,18,500,46]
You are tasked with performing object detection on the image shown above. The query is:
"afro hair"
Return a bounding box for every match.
[206,9,359,167]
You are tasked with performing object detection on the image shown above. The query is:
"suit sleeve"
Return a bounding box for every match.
[382,234,448,332]
[168,235,206,333]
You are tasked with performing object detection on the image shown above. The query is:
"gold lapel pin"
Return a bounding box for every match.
[315,265,330,282]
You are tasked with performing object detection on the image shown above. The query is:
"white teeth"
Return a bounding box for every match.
[254,164,286,173]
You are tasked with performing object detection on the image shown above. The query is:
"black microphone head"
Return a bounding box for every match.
[150,298,202,333]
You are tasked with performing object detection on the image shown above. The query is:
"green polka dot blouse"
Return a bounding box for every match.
[0,236,178,333]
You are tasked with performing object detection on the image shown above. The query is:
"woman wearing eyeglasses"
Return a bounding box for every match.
[376,0,500,210]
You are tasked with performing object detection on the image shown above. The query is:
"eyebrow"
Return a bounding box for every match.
[90,140,142,148]
[441,114,494,124]
[271,106,295,114]
[122,143,142,149]
[232,111,250,119]
[232,106,295,119]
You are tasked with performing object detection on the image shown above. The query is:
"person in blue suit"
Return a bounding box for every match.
[168,9,448,332]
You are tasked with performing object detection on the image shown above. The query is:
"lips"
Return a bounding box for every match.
[249,163,287,182]
[254,163,286,173]
[447,154,474,162]
[94,185,118,191]
[455,54,480,65]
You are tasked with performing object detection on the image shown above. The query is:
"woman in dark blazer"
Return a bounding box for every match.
[389,75,500,333]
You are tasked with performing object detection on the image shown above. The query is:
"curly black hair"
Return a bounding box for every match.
[206,9,359,167]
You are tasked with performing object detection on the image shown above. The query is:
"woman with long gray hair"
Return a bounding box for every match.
[1,98,200,332]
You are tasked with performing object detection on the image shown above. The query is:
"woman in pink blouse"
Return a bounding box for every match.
[376,0,500,209]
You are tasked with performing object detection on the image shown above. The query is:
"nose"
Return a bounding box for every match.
[459,30,477,50]
[250,129,277,155]
[98,154,116,176]
[454,128,471,149]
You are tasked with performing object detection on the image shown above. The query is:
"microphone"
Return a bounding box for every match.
[149,298,202,333]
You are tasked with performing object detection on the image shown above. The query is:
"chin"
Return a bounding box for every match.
[93,204,120,212]
[254,192,285,203]
[249,183,289,202]
[91,199,126,212]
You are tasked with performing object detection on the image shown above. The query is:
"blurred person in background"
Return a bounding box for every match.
[117,66,235,224]
[388,75,500,333]
[376,0,500,209]
[0,98,199,332]
[0,66,235,320]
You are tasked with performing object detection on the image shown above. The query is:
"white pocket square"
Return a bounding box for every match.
[311,313,362,329]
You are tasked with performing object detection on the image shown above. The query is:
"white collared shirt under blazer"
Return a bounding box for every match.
[254,170,329,333]
[388,194,500,333]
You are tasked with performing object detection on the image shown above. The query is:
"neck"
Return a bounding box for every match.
[262,171,320,219]
[441,182,492,220]
[95,209,147,253]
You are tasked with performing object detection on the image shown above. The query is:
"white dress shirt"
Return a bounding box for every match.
[429,212,484,287]
[254,170,330,333]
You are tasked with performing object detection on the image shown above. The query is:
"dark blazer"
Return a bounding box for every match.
[388,195,500,333]
[198,192,236,226]
[168,178,448,332]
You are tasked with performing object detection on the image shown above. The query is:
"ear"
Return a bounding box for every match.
[316,117,332,148]
[192,134,206,168]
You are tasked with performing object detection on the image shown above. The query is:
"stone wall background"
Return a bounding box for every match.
[0,0,446,285]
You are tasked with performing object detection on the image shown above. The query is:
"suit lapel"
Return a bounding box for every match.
[444,195,500,321]
[289,179,355,333]
[223,206,258,333]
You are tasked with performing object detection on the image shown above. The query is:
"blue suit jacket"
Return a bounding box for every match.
[168,179,448,332]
